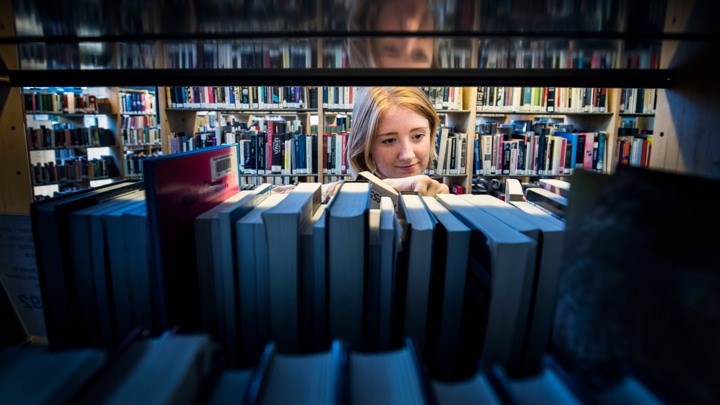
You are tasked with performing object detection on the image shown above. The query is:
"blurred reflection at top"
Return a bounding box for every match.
[347,0,436,68]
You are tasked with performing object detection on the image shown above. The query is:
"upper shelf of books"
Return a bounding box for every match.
[3,0,719,88]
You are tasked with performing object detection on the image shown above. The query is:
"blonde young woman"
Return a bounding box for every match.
[324,86,449,200]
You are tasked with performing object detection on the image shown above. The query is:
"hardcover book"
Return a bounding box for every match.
[143,145,239,333]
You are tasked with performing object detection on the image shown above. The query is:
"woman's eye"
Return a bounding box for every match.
[412,133,426,140]
[381,138,397,145]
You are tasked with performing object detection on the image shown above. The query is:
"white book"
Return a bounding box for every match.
[436,194,537,371]
[327,182,370,349]
[356,170,399,211]
[398,193,437,359]
[262,182,322,352]
[236,193,288,363]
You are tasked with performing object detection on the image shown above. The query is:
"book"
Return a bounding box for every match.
[538,178,570,198]
[195,187,270,359]
[122,203,154,334]
[104,198,147,342]
[216,184,273,365]
[461,194,565,376]
[436,194,537,375]
[262,182,322,352]
[81,190,145,347]
[432,370,502,405]
[376,197,402,351]
[326,181,370,350]
[525,187,568,219]
[30,180,142,349]
[205,368,254,405]
[246,341,344,405]
[490,360,584,405]
[356,170,399,211]
[74,333,218,404]
[236,193,288,364]
[348,340,431,404]
[0,344,107,403]
[422,196,472,379]
[396,192,437,359]
[366,207,382,350]
[143,144,239,333]
[300,203,328,352]
[311,206,329,351]
[504,178,524,202]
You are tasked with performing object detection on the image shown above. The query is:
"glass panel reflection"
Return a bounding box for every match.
[16,37,662,71]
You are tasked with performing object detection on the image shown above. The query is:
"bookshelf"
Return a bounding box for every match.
[22,87,123,200]
[118,87,161,180]
[153,85,660,192]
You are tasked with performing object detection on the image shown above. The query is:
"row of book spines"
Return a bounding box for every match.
[121,115,158,130]
[163,42,315,69]
[619,88,657,114]
[477,87,608,113]
[432,132,468,175]
[124,151,158,176]
[322,45,350,68]
[167,132,221,154]
[24,92,98,114]
[422,86,465,110]
[119,92,155,114]
[166,86,313,109]
[472,132,607,176]
[615,135,652,168]
[121,128,162,145]
[27,126,114,149]
[31,156,114,185]
[322,86,354,109]
[239,133,318,175]
[478,46,617,69]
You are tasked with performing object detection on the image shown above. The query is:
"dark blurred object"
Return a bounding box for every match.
[553,166,720,404]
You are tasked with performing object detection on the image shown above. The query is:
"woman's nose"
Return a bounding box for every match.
[398,139,416,160]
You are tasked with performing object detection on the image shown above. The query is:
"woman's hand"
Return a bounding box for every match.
[382,175,450,197]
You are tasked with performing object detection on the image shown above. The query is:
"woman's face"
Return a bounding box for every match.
[371,105,431,178]
[373,0,434,68]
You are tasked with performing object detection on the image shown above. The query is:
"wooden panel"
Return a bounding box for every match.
[1,1,33,214]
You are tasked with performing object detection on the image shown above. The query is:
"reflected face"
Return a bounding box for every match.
[371,105,431,178]
[373,0,434,68]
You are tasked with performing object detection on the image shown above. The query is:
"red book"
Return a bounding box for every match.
[144,145,239,331]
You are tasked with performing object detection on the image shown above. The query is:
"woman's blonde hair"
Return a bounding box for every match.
[348,87,439,177]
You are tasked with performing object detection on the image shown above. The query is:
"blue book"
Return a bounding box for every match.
[554,132,579,173]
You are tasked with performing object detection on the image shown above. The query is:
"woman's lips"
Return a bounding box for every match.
[396,163,418,172]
